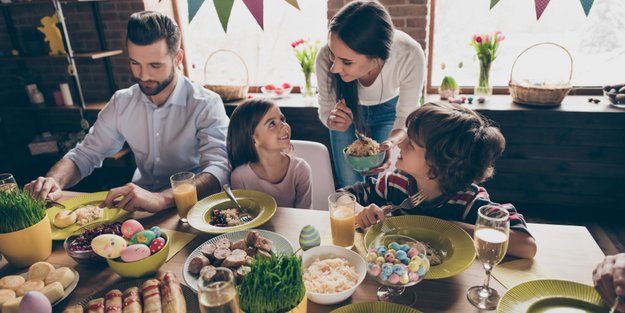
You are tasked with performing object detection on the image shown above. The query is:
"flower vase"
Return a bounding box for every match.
[301,72,316,98]
[474,61,492,100]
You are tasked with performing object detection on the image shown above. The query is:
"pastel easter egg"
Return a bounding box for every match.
[389,242,400,251]
[376,256,385,264]
[384,252,395,263]
[298,225,320,251]
[401,258,410,265]
[395,250,407,261]
[150,226,162,238]
[377,246,387,256]
[120,244,151,262]
[369,248,378,254]
[130,230,157,246]
[409,271,419,282]
[149,237,166,254]
[381,263,393,276]
[380,273,389,282]
[369,264,381,276]
[407,248,418,258]
[366,252,378,262]
[387,249,396,255]
[411,256,422,262]
[399,244,410,252]
[19,291,51,313]
[393,259,401,265]
[392,264,405,276]
[422,260,430,272]
[387,273,400,284]
[121,219,144,239]
[399,274,409,284]
[418,265,427,276]
[408,261,420,272]
[92,234,127,259]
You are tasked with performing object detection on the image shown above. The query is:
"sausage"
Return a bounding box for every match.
[122,287,141,313]
[141,279,162,313]
[212,248,231,265]
[256,249,272,260]
[215,238,231,250]
[104,289,122,313]
[245,231,259,246]
[200,265,217,283]
[200,244,216,259]
[245,246,257,257]
[230,239,247,251]
[187,255,210,274]
[87,298,104,313]
[254,236,273,252]
[222,253,246,268]
[62,304,84,313]
[159,271,186,313]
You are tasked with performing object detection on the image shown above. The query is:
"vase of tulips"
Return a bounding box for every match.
[471,32,505,100]
[292,39,319,98]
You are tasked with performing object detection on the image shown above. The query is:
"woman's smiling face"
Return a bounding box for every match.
[327,33,378,83]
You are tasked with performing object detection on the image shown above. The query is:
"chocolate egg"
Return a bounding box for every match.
[129,230,156,246]
[92,234,127,259]
[121,219,144,239]
[149,237,166,254]
[19,291,51,313]
[120,244,151,262]
[298,225,320,251]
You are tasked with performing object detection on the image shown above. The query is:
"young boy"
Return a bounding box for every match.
[347,102,536,259]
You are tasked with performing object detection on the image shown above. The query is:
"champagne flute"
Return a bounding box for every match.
[467,204,510,310]
[198,267,241,313]
[0,173,18,193]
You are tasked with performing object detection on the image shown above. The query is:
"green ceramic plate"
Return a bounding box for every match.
[47,191,131,240]
[498,279,609,313]
[187,189,277,234]
[331,302,423,313]
[364,215,476,279]
[183,229,294,293]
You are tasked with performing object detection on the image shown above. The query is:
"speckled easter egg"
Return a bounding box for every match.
[149,237,166,254]
[150,226,162,238]
[92,234,127,259]
[121,219,144,239]
[19,291,51,313]
[298,225,320,251]
[129,230,157,246]
[120,244,151,262]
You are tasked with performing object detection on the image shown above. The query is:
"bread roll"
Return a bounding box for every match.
[0,276,24,291]
[15,279,44,296]
[1,296,22,313]
[141,279,162,313]
[28,261,55,281]
[41,281,65,304]
[86,298,104,313]
[53,209,78,228]
[122,287,141,313]
[45,267,75,288]
[159,271,186,313]
[0,289,16,307]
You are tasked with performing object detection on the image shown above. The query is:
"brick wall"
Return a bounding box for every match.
[0,0,145,105]
[327,0,430,51]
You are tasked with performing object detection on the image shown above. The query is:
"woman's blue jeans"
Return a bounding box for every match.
[330,96,398,188]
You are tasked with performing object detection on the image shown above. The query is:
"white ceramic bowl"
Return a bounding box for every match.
[301,245,367,305]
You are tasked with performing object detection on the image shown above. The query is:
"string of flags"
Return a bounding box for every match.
[490,0,595,20]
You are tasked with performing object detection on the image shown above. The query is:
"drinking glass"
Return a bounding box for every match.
[170,172,197,223]
[328,191,356,249]
[198,267,241,313]
[467,204,510,310]
[0,173,18,193]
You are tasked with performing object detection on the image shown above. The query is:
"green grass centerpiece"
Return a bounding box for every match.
[0,189,46,234]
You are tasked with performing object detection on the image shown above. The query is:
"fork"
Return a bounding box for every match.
[223,184,254,224]
[609,296,623,313]
[383,190,427,215]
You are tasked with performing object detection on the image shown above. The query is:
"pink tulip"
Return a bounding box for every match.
[497,34,506,42]
[484,34,490,43]
[475,35,482,43]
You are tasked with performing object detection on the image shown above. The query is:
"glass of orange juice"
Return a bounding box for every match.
[328,191,356,249]
[170,172,198,223]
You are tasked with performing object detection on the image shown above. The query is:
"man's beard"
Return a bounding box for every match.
[133,66,175,96]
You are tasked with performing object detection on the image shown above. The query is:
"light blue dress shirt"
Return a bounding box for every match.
[65,73,230,191]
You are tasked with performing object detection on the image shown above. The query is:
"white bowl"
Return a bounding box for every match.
[301,245,367,305]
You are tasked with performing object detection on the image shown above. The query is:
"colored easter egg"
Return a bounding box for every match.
[418,265,427,276]
[377,246,387,256]
[399,273,409,284]
[19,291,51,313]
[381,263,393,276]
[399,244,410,252]
[92,234,127,259]
[369,264,381,276]
[388,273,400,284]
[407,248,418,258]
[408,261,420,272]
[380,273,389,282]
[389,242,400,251]
[130,230,157,245]
[375,256,385,264]
[149,237,166,254]
[395,250,407,260]
[150,226,161,238]
[384,252,395,263]
[121,219,144,239]
[409,271,419,282]
[120,244,151,262]
[392,264,405,275]
[298,225,320,251]
[366,252,378,262]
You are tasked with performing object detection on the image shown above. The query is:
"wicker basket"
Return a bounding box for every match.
[509,42,573,107]
[203,49,249,101]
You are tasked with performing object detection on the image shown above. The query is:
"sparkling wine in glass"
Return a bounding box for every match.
[198,267,241,313]
[467,204,509,310]
[0,173,18,193]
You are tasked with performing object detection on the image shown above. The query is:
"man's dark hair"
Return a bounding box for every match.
[127,11,180,55]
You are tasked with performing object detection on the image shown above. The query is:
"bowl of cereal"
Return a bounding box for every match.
[343,135,385,172]
[302,245,367,305]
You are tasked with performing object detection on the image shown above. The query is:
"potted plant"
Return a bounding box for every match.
[439,75,460,100]
[237,254,307,313]
[0,189,52,267]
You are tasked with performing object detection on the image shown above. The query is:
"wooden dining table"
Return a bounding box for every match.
[0,191,606,313]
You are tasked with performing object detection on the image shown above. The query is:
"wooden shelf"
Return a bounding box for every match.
[0,50,122,61]
[0,0,106,6]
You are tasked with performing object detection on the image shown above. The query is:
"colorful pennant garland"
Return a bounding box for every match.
[186,0,300,31]
[242,0,264,30]
[489,0,595,20]
[214,0,235,32]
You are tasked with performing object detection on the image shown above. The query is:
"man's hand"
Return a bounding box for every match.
[24,177,63,201]
[327,99,353,132]
[100,183,169,213]
[593,253,625,312]
[355,204,387,229]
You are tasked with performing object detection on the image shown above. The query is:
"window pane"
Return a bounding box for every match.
[432,0,625,88]
[179,1,327,87]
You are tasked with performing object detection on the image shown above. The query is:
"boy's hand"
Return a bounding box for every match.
[356,204,387,228]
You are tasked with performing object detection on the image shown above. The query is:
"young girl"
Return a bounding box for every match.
[348,102,537,259]
[316,0,426,187]
[227,99,313,209]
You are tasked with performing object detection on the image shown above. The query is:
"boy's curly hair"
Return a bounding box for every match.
[406,102,505,195]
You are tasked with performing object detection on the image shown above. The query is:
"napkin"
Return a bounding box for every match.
[161,229,196,262]
[492,258,557,289]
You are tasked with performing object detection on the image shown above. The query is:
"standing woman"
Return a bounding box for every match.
[316,0,426,187]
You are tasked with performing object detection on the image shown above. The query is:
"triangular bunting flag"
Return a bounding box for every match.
[242,0,264,30]
[490,0,501,10]
[579,0,594,16]
[284,0,300,10]
[188,0,205,23]
[214,0,235,32]
[534,0,551,20]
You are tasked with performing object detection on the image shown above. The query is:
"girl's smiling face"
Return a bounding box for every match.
[253,105,291,152]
